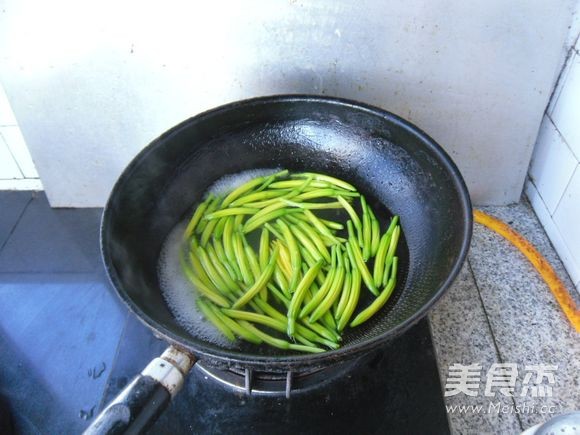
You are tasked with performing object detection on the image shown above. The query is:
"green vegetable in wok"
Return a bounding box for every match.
[181,170,402,353]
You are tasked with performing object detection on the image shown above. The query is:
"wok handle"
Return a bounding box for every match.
[83,346,196,435]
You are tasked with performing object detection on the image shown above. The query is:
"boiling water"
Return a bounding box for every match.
[157,168,281,347]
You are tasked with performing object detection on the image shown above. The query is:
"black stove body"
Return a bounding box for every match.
[100,318,449,434]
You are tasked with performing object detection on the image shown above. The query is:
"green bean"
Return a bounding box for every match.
[273,267,290,298]
[243,207,300,233]
[230,189,292,207]
[321,310,338,332]
[244,201,286,229]
[286,215,332,262]
[197,299,235,341]
[335,268,351,320]
[373,232,391,288]
[200,217,219,247]
[196,195,220,234]
[300,246,337,318]
[276,241,293,280]
[347,220,356,240]
[237,321,323,353]
[391,256,398,281]
[234,214,245,228]
[361,197,372,261]
[369,209,380,257]
[264,222,284,240]
[288,343,325,353]
[276,219,302,293]
[301,318,339,342]
[212,238,238,282]
[186,243,214,290]
[300,209,340,244]
[221,174,274,208]
[196,246,232,295]
[232,244,279,309]
[257,169,289,191]
[250,299,339,349]
[382,225,401,286]
[296,243,326,287]
[234,232,253,286]
[346,240,379,296]
[350,275,397,327]
[309,253,345,322]
[204,207,260,220]
[287,259,325,337]
[287,174,314,197]
[268,283,291,308]
[211,217,227,240]
[338,196,363,246]
[224,309,286,333]
[224,308,318,348]
[294,212,345,231]
[222,217,243,281]
[268,179,332,190]
[205,244,241,292]
[385,215,400,237]
[281,199,343,210]
[337,267,361,331]
[208,304,262,344]
[180,252,231,307]
[240,198,285,209]
[290,172,357,192]
[240,235,260,280]
[294,188,358,201]
[287,222,325,263]
[259,228,270,270]
[319,218,344,231]
[184,195,212,239]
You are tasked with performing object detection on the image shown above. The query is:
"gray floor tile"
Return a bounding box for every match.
[0,194,102,273]
[0,191,31,249]
[0,273,127,434]
[98,314,166,410]
[469,200,580,430]
[430,264,523,435]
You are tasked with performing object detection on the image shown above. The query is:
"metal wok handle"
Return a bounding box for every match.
[83,346,196,435]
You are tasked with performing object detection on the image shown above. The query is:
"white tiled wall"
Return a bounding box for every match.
[0,85,43,190]
[526,38,580,291]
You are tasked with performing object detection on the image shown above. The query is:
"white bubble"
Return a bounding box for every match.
[205,168,281,197]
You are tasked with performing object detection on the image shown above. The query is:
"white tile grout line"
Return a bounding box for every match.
[545,113,580,164]
[466,258,524,432]
[551,163,579,218]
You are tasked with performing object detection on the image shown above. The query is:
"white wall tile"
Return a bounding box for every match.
[0,135,23,179]
[0,179,43,190]
[550,52,580,161]
[0,126,39,178]
[553,166,580,281]
[0,84,17,126]
[528,116,578,214]
[526,179,580,286]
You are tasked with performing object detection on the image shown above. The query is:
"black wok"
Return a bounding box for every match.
[86,95,472,434]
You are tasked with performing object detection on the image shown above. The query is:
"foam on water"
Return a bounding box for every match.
[157,168,281,348]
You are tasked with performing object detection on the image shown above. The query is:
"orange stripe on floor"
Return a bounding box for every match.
[473,209,580,333]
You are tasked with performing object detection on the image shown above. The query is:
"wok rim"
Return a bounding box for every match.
[101,94,473,369]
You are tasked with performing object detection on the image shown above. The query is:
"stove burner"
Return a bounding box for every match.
[196,358,362,398]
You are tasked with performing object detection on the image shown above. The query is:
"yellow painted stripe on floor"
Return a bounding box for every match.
[473,209,580,333]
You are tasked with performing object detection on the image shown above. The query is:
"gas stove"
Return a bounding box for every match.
[99,317,449,434]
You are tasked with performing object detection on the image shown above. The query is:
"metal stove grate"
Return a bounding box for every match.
[196,356,362,398]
